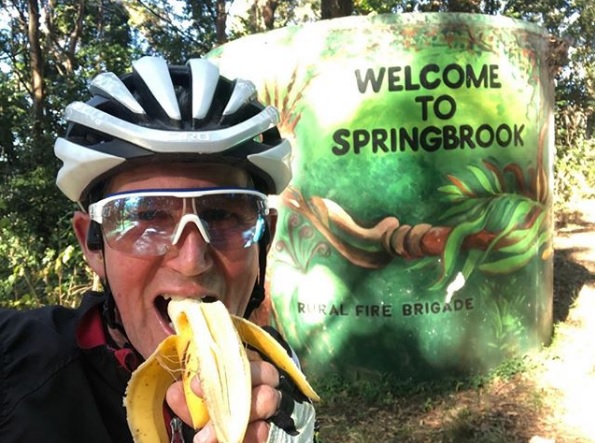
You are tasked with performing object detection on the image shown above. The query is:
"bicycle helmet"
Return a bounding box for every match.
[54,55,292,206]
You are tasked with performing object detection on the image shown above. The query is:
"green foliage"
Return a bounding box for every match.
[123,0,218,61]
[0,216,94,309]
[554,108,595,209]
[555,137,595,204]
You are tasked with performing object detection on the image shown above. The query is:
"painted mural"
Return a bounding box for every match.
[208,13,556,380]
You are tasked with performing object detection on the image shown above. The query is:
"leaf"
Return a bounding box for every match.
[439,197,489,222]
[499,211,547,254]
[438,185,467,202]
[430,212,488,290]
[61,245,75,264]
[406,256,437,271]
[486,166,504,193]
[467,165,497,194]
[478,246,537,274]
[438,184,464,196]
[484,195,534,233]
[447,175,475,197]
[504,200,535,227]
[461,248,484,278]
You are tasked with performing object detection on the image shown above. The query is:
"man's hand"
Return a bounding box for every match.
[166,350,281,443]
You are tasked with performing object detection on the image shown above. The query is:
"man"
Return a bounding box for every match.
[0,56,316,442]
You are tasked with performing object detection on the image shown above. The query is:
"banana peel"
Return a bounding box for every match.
[124,298,319,443]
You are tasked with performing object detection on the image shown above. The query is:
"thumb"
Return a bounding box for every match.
[165,377,205,427]
[165,380,192,425]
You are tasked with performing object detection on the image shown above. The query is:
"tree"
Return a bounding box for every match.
[227,0,319,38]
[0,0,138,306]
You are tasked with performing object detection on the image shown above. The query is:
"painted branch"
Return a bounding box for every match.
[280,188,544,267]
[282,189,397,269]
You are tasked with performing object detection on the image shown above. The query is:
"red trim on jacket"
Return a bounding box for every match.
[76,306,139,372]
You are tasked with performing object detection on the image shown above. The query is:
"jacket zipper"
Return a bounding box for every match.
[169,416,186,443]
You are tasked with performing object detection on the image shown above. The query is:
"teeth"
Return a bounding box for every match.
[162,295,216,302]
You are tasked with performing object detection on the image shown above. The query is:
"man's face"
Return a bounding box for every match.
[75,163,261,359]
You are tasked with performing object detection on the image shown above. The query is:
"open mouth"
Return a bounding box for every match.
[155,295,219,328]
[155,296,171,325]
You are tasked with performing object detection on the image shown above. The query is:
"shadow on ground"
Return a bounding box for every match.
[553,249,595,323]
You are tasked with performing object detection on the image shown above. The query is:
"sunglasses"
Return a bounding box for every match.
[88,188,269,257]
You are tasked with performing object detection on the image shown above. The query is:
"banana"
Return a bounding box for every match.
[124,335,182,443]
[124,298,319,443]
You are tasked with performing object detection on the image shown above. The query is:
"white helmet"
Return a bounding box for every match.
[54,56,292,204]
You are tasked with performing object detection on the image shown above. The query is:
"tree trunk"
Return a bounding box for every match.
[261,0,279,30]
[27,0,45,142]
[215,0,227,44]
[44,0,83,76]
[321,0,353,19]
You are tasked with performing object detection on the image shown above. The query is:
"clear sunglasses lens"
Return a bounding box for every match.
[100,193,266,256]
[102,196,180,256]
[206,216,265,250]
[196,194,264,249]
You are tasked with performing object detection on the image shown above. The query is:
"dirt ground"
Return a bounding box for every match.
[316,199,595,443]
[534,200,595,443]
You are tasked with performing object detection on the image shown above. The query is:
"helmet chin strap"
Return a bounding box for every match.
[101,282,129,339]
[243,220,271,319]
[99,273,132,349]
[88,220,130,340]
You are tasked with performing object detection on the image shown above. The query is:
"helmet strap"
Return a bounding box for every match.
[102,283,128,338]
[243,220,271,319]
[90,230,129,340]
[84,203,129,340]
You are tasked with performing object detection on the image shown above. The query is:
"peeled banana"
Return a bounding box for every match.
[124,298,319,443]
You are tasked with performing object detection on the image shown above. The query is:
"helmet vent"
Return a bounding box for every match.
[187,59,219,121]
[90,72,146,116]
[131,56,182,126]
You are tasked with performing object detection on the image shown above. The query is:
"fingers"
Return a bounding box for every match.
[168,356,283,443]
[250,384,281,421]
[192,422,215,443]
[193,421,271,443]
[246,359,283,442]
[248,357,283,422]
[165,377,203,427]
[243,420,271,442]
[250,358,280,388]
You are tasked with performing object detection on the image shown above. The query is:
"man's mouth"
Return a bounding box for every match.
[154,295,218,328]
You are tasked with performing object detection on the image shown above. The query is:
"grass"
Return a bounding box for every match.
[314,356,544,442]
[314,344,585,442]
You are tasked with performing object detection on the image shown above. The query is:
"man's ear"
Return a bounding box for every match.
[72,211,105,279]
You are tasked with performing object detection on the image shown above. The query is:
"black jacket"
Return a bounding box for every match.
[0,291,191,442]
